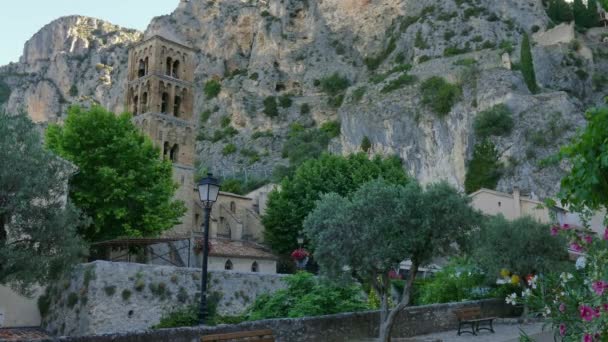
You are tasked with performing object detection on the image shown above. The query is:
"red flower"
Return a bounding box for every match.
[584,235,593,244]
[291,248,309,261]
[592,281,608,296]
[570,242,583,252]
[388,270,403,279]
[580,305,599,322]
[550,226,559,236]
[604,227,608,241]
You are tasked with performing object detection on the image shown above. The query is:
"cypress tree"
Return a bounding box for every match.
[573,0,587,26]
[520,33,539,94]
[586,0,600,28]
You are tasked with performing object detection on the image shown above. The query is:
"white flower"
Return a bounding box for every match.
[544,306,551,316]
[522,288,532,297]
[455,271,462,278]
[496,278,508,285]
[527,275,538,289]
[505,293,518,306]
[575,256,587,270]
[560,272,574,283]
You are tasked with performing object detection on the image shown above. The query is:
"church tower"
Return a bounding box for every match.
[126,36,198,237]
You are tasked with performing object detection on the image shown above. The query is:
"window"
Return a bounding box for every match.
[251,261,259,272]
[230,201,236,213]
[225,260,233,271]
[170,144,179,162]
[138,59,146,77]
[173,95,181,117]
[172,60,180,78]
[133,96,139,114]
[141,92,148,113]
[161,92,169,113]
[166,57,172,76]
[163,142,170,159]
[498,201,502,207]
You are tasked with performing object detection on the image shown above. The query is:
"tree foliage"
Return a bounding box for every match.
[472,215,570,279]
[263,153,408,256]
[464,140,502,194]
[547,0,574,23]
[520,33,539,94]
[420,76,461,117]
[0,112,87,294]
[245,272,368,320]
[473,104,514,139]
[304,179,481,341]
[556,107,608,211]
[46,106,185,242]
[203,79,221,99]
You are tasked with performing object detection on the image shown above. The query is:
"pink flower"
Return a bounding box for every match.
[583,333,593,342]
[570,242,583,252]
[551,226,560,236]
[603,304,608,312]
[559,303,566,313]
[580,305,599,322]
[592,281,608,296]
[584,235,593,244]
[563,224,571,230]
[604,228,608,241]
[559,323,566,336]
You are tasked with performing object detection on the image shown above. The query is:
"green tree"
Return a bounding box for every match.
[0,112,87,294]
[520,33,539,94]
[556,107,608,211]
[245,272,368,320]
[464,140,502,194]
[203,79,221,99]
[420,76,461,117]
[472,215,570,279]
[304,179,481,342]
[46,106,185,242]
[573,0,588,26]
[263,153,408,256]
[547,0,574,23]
[473,104,514,139]
[585,0,599,28]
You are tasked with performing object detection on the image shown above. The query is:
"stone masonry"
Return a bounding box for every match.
[40,261,287,337]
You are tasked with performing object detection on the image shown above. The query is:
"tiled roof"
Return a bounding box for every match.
[0,328,50,341]
[207,238,278,260]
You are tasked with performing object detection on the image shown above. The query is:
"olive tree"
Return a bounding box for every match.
[304,179,481,342]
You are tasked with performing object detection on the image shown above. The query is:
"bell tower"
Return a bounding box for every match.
[126,35,198,236]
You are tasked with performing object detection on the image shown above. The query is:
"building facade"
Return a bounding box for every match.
[124,35,277,272]
[469,187,552,223]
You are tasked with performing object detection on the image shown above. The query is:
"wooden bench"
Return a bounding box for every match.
[454,306,496,336]
[201,329,275,342]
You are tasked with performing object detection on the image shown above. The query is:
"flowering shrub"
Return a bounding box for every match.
[508,224,608,341]
[290,248,309,261]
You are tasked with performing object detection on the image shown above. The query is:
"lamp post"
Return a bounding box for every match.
[197,173,220,325]
[292,233,309,271]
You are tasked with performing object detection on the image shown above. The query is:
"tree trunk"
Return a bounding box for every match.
[0,213,6,243]
[377,262,419,342]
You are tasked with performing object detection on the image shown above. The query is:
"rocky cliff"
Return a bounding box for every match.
[3,0,608,198]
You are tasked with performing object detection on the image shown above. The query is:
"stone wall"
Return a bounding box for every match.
[41,261,287,337]
[33,299,518,342]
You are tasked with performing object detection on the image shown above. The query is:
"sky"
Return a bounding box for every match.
[0,0,179,66]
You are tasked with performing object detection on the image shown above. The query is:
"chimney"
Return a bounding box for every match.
[513,186,521,218]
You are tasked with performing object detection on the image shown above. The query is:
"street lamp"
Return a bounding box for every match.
[297,234,304,247]
[197,173,220,325]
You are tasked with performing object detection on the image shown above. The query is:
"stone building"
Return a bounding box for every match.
[123,35,277,272]
[469,187,553,223]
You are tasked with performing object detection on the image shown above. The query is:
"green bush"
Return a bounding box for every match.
[520,33,539,94]
[263,96,279,117]
[122,289,132,301]
[320,73,350,96]
[245,272,368,320]
[0,80,10,103]
[220,178,270,195]
[444,46,470,57]
[417,259,491,305]
[69,85,79,97]
[381,74,417,93]
[67,292,79,308]
[414,30,428,49]
[420,77,461,116]
[204,79,222,99]
[279,94,293,108]
[361,136,372,152]
[327,94,345,108]
[222,143,237,155]
[200,110,212,124]
[300,103,311,115]
[104,286,116,296]
[249,72,259,80]
[464,140,502,194]
[364,37,397,70]
[252,130,274,139]
[38,291,52,317]
[220,116,231,128]
[153,305,198,329]
[352,87,366,102]
[320,120,341,138]
[473,104,514,139]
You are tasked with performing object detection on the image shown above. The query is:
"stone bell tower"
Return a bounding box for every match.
[126,35,198,237]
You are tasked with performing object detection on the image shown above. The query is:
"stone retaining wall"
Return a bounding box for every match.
[33,299,518,342]
[40,261,287,337]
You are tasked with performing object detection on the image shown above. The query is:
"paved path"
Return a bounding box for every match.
[356,322,554,342]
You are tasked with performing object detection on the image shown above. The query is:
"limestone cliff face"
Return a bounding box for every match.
[2,0,607,198]
[1,16,141,123]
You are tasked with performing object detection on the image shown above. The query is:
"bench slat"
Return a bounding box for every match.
[202,329,274,341]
